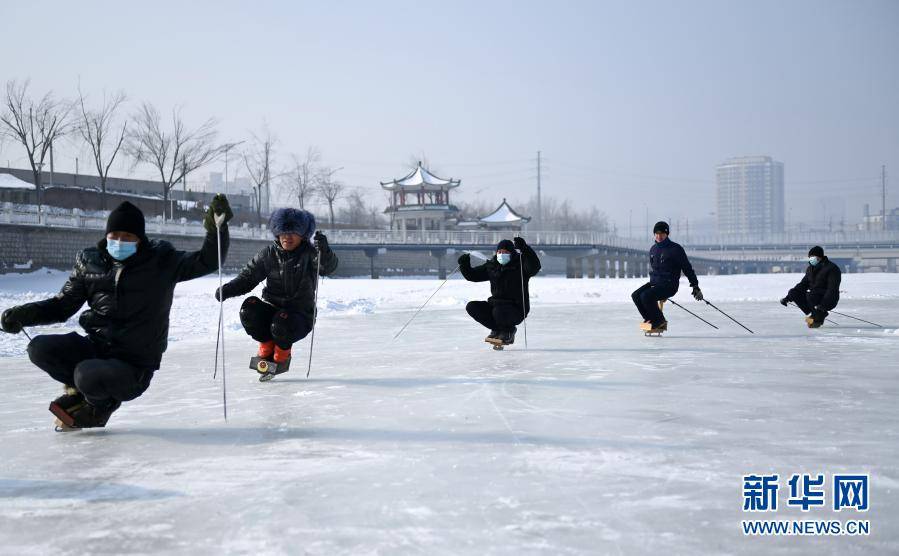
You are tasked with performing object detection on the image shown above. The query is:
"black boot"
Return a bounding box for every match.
[499,327,517,346]
[485,329,500,342]
[48,385,87,428]
[70,400,121,429]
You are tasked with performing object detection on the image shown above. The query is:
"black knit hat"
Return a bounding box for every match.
[808,246,824,258]
[106,201,145,237]
[496,239,515,252]
[653,221,670,234]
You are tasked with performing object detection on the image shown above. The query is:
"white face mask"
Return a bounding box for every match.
[809,256,821,266]
[496,253,511,265]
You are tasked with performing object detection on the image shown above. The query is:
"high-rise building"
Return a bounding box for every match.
[716,155,784,236]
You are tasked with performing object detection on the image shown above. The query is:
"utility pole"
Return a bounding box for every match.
[882,165,887,231]
[536,150,542,229]
[74,157,78,188]
[49,140,55,191]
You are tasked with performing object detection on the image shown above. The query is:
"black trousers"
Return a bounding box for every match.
[631,282,679,326]
[240,296,312,349]
[27,332,152,409]
[786,287,835,315]
[466,301,524,333]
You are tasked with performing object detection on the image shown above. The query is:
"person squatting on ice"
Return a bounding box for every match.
[779,245,841,328]
[459,236,541,346]
[631,221,702,332]
[0,197,233,429]
[216,208,338,370]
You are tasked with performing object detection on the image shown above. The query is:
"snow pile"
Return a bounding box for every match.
[0,172,34,190]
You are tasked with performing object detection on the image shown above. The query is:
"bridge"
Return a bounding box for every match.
[2,206,897,277]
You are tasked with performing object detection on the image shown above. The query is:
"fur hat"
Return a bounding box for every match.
[808,245,824,258]
[269,208,315,239]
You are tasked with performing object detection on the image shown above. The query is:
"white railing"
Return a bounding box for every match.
[0,204,647,248]
[688,230,899,247]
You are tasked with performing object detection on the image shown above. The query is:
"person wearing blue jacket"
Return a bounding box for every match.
[631,221,702,331]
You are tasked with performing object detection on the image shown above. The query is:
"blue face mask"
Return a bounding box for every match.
[808,256,820,266]
[107,238,138,261]
[497,252,511,265]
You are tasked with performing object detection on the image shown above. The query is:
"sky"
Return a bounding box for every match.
[0,0,897,235]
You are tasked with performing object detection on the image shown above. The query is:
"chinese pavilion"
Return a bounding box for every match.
[381,162,460,231]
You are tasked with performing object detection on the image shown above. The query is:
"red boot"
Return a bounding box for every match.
[274,345,292,365]
[258,340,275,359]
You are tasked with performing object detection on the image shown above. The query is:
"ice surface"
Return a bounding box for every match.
[0,271,897,554]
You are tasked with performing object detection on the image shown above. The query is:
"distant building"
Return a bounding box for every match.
[716,156,785,236]
[478,198,531,231]
[859,204,899,231]
[381,162,460,231]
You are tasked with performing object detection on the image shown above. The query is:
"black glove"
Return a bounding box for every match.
[1,308,24,334]
[204,194,233,232]
[313,231,329,252]
[780,297,789,307]
[691,286,703,301]
[513,236,527,250]
[457,253,471,267]
[214,287,228,302]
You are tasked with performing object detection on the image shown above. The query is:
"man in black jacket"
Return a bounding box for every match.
[216,208,337,369]
[0,197,232,429]
[459,237,541,346]
[780,246,841,328]
[631,221,702,332]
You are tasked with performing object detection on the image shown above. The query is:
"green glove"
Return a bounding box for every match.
[204,194,233,232]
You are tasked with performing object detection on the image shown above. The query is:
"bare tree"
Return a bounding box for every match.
[338,190,368,227]
[76,86,128,210]
[287,146,320,209]
[127,102,225,220]
[243,128,276,226]
[317,167,345,226]
[0,80,72,210]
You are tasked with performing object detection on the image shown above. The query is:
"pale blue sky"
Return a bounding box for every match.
[1,0,897,233]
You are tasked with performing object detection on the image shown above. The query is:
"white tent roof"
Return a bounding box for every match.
[381,162,460,190]
[0,173,35,190]
[479,199,531,224]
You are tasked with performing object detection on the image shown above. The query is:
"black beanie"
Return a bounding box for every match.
[106,201,146,237]
[496,239,515,252]
[653,221,670,234]
[808,246,824,258]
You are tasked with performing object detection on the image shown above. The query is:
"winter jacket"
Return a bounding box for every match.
[793,257,841,310]
[12,229,229,370]
[460,243,541,313]
[648,238,698,290]
[220,240,338,321]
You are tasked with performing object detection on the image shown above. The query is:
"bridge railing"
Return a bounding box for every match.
[0,205,647,248]
[688,230,899,247]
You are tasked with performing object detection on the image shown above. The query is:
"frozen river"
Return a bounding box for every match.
[0,273,897,554]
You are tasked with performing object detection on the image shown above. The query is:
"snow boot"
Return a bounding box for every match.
[69,400,121,429]
[49,385,87,429]
[484,330,501,344]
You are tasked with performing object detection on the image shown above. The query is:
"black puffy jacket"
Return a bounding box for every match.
[648,238,698,290]
[12,229,229,370]
[460,243,541,313]
[220,239,338,321]
[793,257,841,310]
